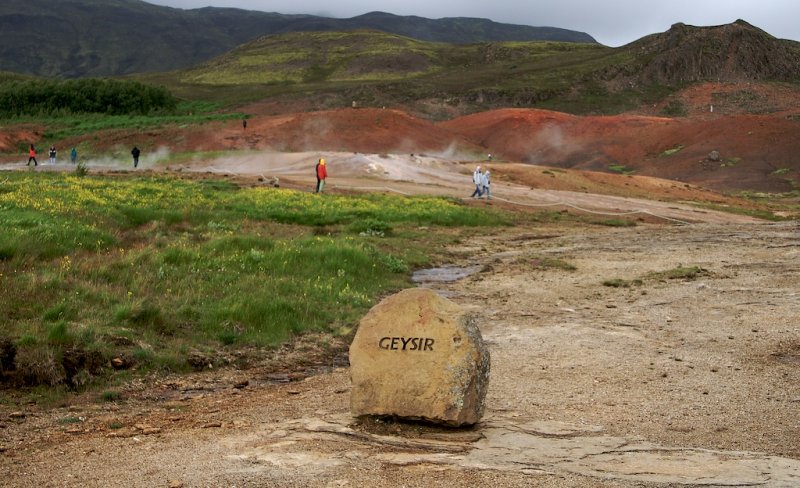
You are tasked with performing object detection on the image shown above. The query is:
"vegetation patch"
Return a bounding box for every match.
[608,164,635,175]
[0,79,176,117]
[603,265,707,289]
[660,145,684,157]
[142,31,683,115]
[101,391,121,402]
[660,99,688,117]
[591,218,637,227]
[691,201,787,221]
[347,218,393,237]
[524,256,577,271]
[721,157,741,168]
[26,102,243,141]
[74,161,89,177]
[0,172,507,394]
[602,278,642,288]
[646,265,708,281]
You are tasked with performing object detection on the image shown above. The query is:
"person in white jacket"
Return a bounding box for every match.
[470,166,483,198]
[481,169,491,200]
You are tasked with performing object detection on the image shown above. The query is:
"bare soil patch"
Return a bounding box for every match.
[441,107,800,193]
[2,220,798,487]
[3,82,799,193]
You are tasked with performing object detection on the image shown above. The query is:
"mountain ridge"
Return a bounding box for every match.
[0,0,595,78]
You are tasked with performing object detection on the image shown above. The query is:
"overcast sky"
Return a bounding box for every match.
[146,0,798,46]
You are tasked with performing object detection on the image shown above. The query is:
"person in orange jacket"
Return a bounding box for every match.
[27,144,38,166]
[315,158,327,192]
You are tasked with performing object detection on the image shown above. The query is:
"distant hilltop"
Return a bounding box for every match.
[0,0,596,78]
[624,20,800,84]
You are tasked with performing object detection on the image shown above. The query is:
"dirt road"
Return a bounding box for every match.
[2,217,798,487]
[2,150,766,225]
[177,151,764,225]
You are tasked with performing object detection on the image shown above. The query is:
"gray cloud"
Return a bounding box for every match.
[147,0,799,47]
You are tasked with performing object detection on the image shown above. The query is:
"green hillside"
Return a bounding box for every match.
[179,31,448,85]
[143,21,800,117]
[142,31,645,115]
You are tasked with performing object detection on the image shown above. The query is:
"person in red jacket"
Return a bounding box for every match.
[315,158,327,193]
[27,144,38,166]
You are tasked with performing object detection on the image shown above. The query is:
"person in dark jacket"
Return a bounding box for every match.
[315,158,327,192]
[131,146,141,168]
[70,147,77,164]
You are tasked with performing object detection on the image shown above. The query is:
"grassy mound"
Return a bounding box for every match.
[0,172,506,392]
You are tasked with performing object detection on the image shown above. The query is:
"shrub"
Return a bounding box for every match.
[379,253,409,273]
[74,161,89,177]
[608,164,635,175]
[528,257,577,271]
[131,347,155,365]
[648,265,706,281]
[602,278,642,288]
[0,337,17,374]
[348,218,392,236]
[42,303,74,323]
[660,100,687,117]
[15,345,66,386]
[101,390,121,402]
[128,302,172,335]
[0,78,177,117]
[47,321,73,345]
[660,145,684,157]
[218,330,239,346]
[594,218,637,227]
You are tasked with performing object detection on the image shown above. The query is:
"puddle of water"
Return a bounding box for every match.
[411,265,483,283]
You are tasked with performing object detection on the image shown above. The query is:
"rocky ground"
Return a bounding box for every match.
[1,215,798,487]
[0,99,797,485]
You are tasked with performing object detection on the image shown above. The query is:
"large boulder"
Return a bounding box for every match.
[349,288,490,426]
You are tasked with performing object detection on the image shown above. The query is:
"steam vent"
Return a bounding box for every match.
[349,288,490,426]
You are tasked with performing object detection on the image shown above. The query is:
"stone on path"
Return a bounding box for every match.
[349,288,490,426]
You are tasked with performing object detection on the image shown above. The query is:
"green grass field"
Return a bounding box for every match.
[0,172,509,394]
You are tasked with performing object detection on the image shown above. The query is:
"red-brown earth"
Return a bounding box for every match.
[2,82,799,196]
[2,82,800,487]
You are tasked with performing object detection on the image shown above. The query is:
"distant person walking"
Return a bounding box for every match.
[27,144,38,166]
[70,147,77,164]
[131,146,140,168]
[242,118,247,130]
[49,146,57,164]
[315,158,327,193]
[481,169,491,200]
[470,166,483,198]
